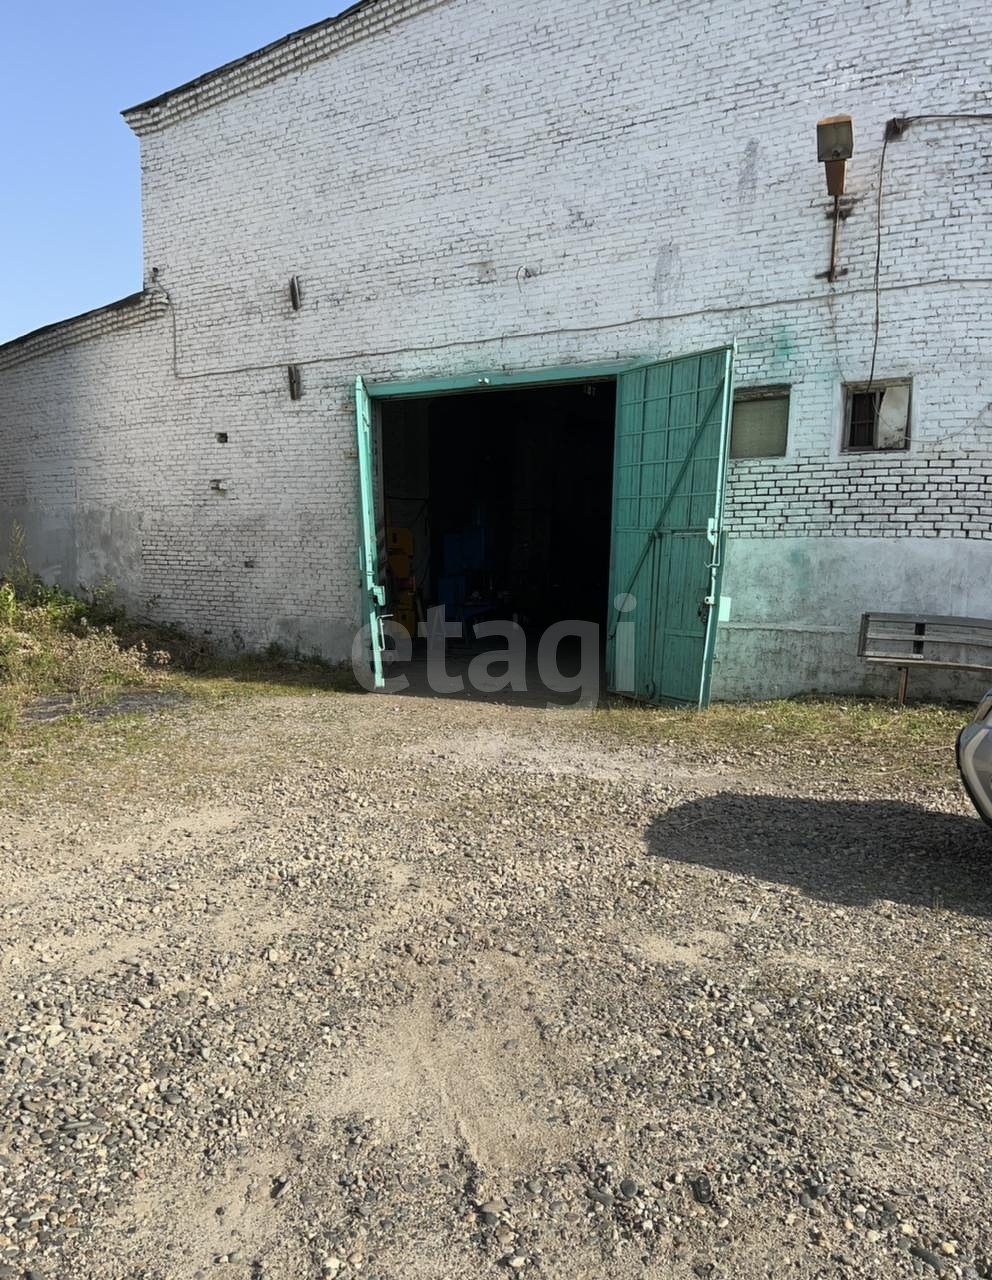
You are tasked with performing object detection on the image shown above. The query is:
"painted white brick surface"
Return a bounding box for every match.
[2,0,991,694]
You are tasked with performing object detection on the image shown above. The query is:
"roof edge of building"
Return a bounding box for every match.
[0,290,168,370]
[122,0,446,137]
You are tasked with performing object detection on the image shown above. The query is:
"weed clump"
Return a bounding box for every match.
[0,573,177,740]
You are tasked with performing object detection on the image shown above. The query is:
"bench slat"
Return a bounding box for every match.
[863,612,992,631]
[861,656,992,672]
[865,632,992,649]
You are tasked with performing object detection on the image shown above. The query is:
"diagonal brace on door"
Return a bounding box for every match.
[607,378,728,640]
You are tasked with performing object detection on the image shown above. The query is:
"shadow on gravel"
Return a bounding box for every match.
[645,793,992,916]
[387,637,607,708]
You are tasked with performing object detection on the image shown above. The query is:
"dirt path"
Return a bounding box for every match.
[1,692,991,1280]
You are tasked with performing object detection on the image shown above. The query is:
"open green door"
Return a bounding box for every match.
[355,376,386,690]
[606,347,734,707]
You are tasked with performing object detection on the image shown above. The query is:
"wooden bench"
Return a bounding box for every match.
[858,612,992,705]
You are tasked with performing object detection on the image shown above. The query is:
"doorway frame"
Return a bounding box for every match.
[364,360,642,402]
[359,349,734,704]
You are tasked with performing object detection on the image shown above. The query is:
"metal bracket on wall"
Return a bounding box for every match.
[822,197,858,222]
[814,178,858,281]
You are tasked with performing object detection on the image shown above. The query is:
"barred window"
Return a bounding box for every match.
[844,383,911,451]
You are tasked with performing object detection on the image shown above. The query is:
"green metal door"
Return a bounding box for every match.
[606,347,734,707]
[355,376,386,690]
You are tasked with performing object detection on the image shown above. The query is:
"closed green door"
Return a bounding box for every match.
[606,348,734,707]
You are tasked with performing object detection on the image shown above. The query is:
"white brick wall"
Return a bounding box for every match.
[2,0,991,694]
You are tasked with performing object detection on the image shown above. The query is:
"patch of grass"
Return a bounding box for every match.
[175,651,361,702]
[0,703,258,817]
[588,694,969,748]
[0,542,361,746]
[1,713,163,800]
[0,692,16,738]
[582,694,972,783]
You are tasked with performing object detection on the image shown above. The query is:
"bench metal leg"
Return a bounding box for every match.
[897,666,908,707]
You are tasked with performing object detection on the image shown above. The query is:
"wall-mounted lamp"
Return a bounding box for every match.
[816,114,854,282]
[288,365,303,400]
[817,115,853,193]
[289,275,303,311]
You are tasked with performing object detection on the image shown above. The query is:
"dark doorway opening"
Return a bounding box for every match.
[379,380,617,644]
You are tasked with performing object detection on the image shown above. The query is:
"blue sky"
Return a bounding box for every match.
[0,2,351,345]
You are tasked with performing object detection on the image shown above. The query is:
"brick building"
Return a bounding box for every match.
[1,0,991,701]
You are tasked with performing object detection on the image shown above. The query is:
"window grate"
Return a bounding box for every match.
[843,382,911,452]
[847,392,880,448]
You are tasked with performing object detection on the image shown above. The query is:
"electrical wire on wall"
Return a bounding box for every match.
[151,113,992,389]
[157,275,992,388]
[866,130,892,392]
[824,284,856,391]
[867,112,992,391]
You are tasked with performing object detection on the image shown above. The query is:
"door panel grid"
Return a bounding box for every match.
[607,348,734,707]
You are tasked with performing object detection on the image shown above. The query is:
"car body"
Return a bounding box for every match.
[957,690,992,826]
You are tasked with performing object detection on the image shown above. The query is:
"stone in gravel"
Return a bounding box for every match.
[585,1187,614,1208]
[619,1178,639,1198]
[691,1176,712,1205]
[910,1245,948,1273]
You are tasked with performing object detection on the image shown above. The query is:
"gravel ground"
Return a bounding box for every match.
[2,691,992,1280]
